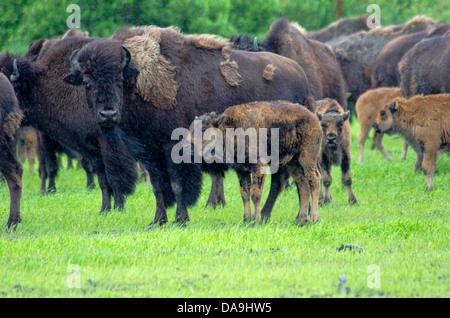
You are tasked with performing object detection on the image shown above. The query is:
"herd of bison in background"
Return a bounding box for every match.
[0,13,449,229]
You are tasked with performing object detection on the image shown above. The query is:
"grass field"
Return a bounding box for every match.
[0,118,449,298]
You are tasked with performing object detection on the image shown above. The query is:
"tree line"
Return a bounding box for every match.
[1,0,448,53]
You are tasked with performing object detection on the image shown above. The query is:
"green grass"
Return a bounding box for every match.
[0,118,449,297]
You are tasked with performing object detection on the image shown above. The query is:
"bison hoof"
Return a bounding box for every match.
[6,218,22,231]
[145,219,167,230]
[348,197,358,205]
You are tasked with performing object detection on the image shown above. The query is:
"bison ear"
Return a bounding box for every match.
[63,69,83,86]
[342,110,350,121]
[390,101,399,113]
[213,114,227,128]
[123,61,139,85]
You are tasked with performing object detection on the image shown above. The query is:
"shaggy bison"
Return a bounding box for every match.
[316,99,357,205]
[65,26,313,228]
[0,72,23,229]
[232,18,348,108]
[373,94,450,191]
[332,15,436,101]
[306,15,371,46]
[187,101,322,226]
[371,23,450,89]
[399,33,450,99]
[0,35,139,214]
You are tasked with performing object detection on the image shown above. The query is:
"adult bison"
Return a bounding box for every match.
[306,15,371,47]
[371,22,450,88]
[0,72,23,229]
[65,26,312,228]
[232,18,348,109]
[399,33,450,99]
[332,15,436,101]
[0,35,139,214]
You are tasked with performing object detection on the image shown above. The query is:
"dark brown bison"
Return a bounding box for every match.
[0,35,139,214]
[316,99,357,205]
[306,15,371,46]
[332,15,436,101]
[187,101,322,226]
[399,33,450,99]
[371,31,428,88]
[65,26,313,228]
[371,23,450,88]
[0,72,24,229]
[232,18,348,109]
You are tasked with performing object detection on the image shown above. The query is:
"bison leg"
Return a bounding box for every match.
[286,162,311,226]
[414,152,424,173]
[372,132,391,162]
[357,120,371,163]
[319,157,332,204]
[205,173,226,209]
[260,167,289,221]
[250,167,266,224]
[91,158,112,213]
[236,171,252,223]
[26,137,36,174]
[401,139,409,161]
[422,148,437,191]
[2,160,23,229]
[81,156,96,189]
[45,150,59,193]
[341,151,357,205]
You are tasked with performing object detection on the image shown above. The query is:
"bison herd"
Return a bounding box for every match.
[0,14,449,230]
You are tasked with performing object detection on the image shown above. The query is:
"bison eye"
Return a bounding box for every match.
[82,80,90,88]
[380,110,386,116]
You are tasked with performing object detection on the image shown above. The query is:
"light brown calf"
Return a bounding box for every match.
[374,94,450,191]
[355,87,404,163]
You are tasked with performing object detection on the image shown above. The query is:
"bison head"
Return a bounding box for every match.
[63,39,139,128]
[373,101,398,135]
[186,112,227,155]
[317,110,350,150]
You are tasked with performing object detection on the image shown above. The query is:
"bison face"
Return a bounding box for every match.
[317,110,350,150]
[63,40,139,129]
[373,101,397,135]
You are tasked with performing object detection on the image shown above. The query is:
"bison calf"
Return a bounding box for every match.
[355,87,404,163]
[316,99,357,205]
[373,94,450,191]
[187,101,323,226]
[0,73,23,229]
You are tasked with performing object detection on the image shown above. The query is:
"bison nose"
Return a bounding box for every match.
[98,110,118,123]
[373,123,380,133]
[326,134,337,142]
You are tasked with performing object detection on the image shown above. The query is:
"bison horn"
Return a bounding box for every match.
[122,45,131,69]
[10,59,20,82]
[253,37,259,52]
[69,49,82,72]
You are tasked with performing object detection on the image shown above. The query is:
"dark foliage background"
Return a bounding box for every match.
[1,0,448,53]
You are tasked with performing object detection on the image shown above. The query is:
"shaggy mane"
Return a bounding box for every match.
[115,26,239,106]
